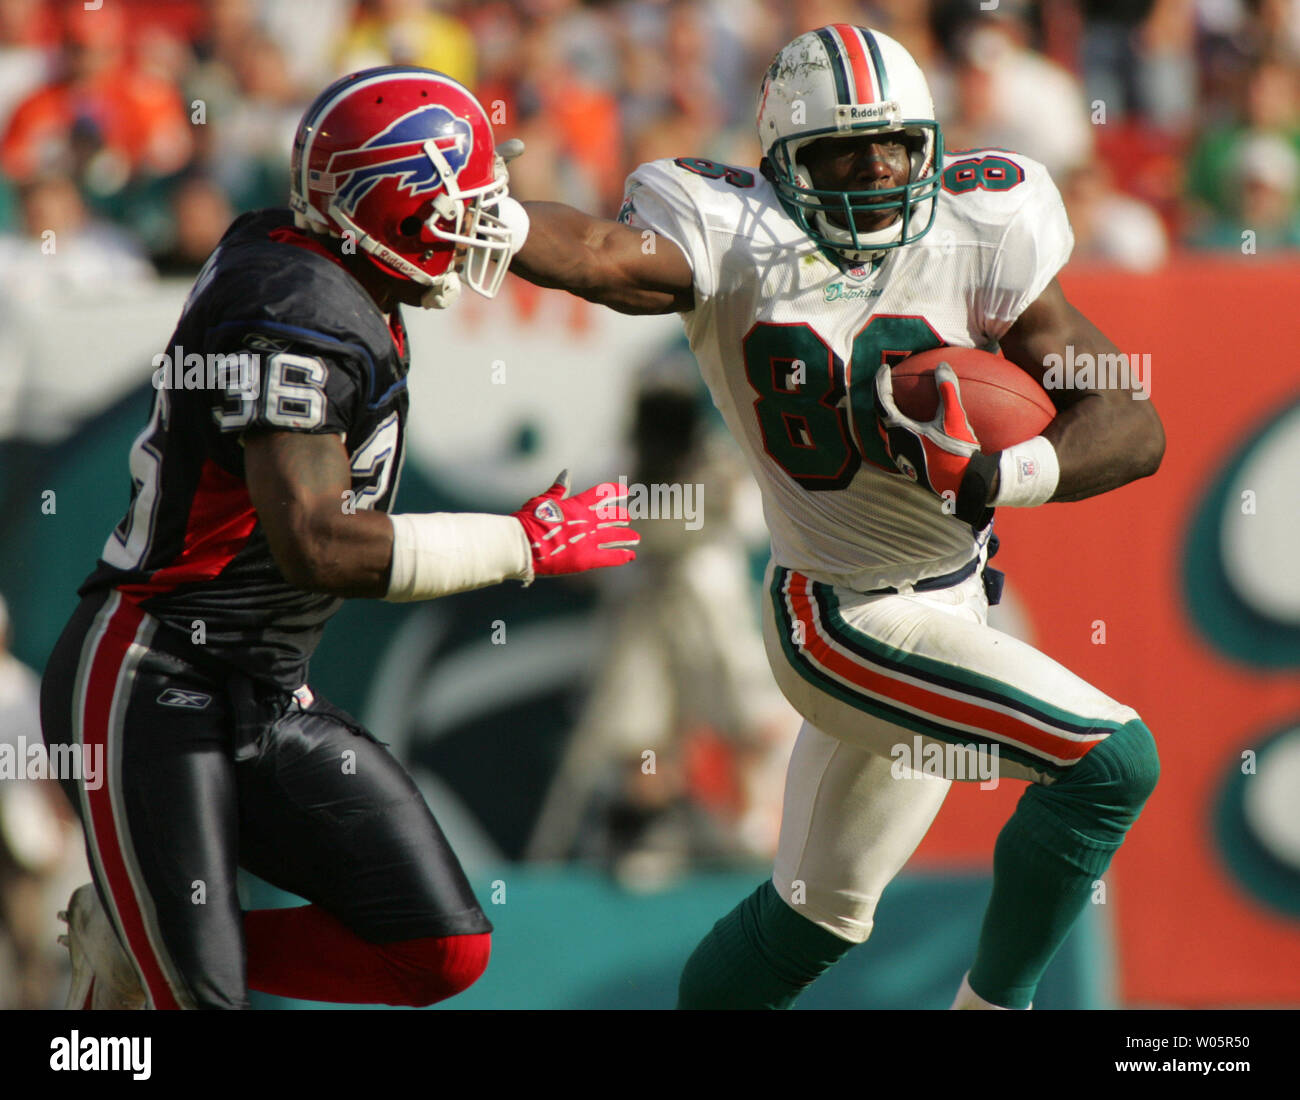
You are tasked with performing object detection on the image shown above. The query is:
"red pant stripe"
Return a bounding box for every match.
[76,592,184,1009]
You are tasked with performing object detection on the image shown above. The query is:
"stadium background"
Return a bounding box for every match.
[0,0,1297,1009]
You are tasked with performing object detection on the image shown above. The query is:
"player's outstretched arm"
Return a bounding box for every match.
[244,430,397,597]
[245,431,639,600]
[999,278,1165,503]
[511,202,694,316]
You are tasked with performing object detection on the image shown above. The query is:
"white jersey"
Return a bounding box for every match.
[619,150,1073,592]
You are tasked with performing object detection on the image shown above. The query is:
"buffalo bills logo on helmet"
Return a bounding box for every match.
[324,105,474,215]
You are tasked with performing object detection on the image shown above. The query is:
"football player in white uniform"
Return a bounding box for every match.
[509,25,1164,1009]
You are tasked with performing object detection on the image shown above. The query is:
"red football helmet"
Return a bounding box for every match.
[290,66,512,308]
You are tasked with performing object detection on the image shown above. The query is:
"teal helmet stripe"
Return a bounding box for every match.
[861,29,890,99]
[814,26,853,105]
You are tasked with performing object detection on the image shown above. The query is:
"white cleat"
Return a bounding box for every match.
[950,971,1031,1010]
[58,884,146,1010]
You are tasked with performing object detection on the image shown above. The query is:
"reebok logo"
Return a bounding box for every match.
[156,689,211,710]
[533,500,564,524]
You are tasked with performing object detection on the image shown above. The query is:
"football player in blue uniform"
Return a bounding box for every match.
[44,67,637,1009]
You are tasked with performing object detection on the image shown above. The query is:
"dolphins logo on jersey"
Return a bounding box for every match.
[324,105,474,216]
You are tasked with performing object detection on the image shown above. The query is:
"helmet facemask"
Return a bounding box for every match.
[316,153,513,308]
[769,115,943,262]
[409,139,514,300]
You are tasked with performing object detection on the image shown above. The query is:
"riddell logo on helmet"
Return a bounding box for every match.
[834,100,900,129]
[321,105,474,215]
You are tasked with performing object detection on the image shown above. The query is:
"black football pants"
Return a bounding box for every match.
[40,588,490,1009]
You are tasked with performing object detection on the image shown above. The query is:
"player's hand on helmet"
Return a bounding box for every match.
[512,470,639,581]
[875,362,995,516]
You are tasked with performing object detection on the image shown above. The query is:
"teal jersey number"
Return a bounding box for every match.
[941,155,1026,195]
[743,322,857,488]
[743,315,945,490]
[673,157,755,188]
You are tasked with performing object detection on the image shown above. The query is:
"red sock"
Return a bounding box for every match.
[244,905,490,1006]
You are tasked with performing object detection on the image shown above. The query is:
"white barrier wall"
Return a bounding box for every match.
[0,277,681,511]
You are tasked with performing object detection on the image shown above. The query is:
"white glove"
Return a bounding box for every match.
[494,195,530,257]
[487,139,529,256]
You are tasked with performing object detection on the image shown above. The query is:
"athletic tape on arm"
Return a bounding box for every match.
[384,512,533,602]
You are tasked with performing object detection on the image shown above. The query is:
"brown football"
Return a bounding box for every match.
[890,347,1055,453]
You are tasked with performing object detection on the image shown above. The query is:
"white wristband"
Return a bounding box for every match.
[992,436,1060,508]
[385,513,533,602]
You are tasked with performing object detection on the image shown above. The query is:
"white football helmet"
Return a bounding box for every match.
[757,25,943,260]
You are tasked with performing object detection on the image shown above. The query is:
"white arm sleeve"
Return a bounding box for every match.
[619,160,714,303]
[384,512,533,602]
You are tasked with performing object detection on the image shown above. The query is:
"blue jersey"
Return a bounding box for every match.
[80,209,409,689]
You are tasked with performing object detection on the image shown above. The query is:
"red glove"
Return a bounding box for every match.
[513,470,639,580]
[875,363,999,528]
[875,361,983,497]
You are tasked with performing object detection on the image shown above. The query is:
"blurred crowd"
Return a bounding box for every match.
[0,0,1295,293]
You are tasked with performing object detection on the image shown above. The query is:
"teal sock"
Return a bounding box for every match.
[967,794,1119,1008]
[968,719,1159,1008]
[677,880,855,1009]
